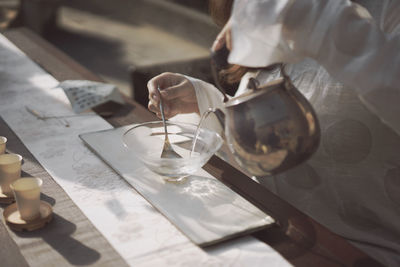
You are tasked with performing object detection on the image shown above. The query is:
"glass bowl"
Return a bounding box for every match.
[122,121,223,182]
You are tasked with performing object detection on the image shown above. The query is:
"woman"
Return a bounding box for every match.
[147,0,400,265]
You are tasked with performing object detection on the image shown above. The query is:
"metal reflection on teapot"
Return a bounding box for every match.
[212,67,321,176]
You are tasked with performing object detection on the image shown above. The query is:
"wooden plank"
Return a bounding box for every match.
[204,156,384,266]
[0,220,29,267]
[4,27,101,82]
[3,27,383,267]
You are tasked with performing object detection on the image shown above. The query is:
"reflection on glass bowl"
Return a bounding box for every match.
[122,121,223,182]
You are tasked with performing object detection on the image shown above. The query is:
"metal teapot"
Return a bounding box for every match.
[210,49,321,176]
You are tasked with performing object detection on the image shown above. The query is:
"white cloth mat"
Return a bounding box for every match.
[80,126,274,246]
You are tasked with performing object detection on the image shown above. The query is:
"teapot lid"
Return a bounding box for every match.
[224,77,286,107]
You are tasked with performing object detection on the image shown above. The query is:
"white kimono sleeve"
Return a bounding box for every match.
[229,0,400,135]
[185,76,226,135]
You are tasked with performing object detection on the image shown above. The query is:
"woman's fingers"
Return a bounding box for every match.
[148,97,170,115]
[162,80,195,101]
[225,27,232,51]
[147,83,160,113]
[148,101,163,119]
[147,72,186,99]
[147,72,178,113]
[148,100,158,113]
[149,99,198,119]
[146,72,198,118]
[212,36,225,52]
[212,19,232,52]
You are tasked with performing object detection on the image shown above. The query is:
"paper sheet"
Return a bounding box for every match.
[0,33,291,266]
[58,80,124,113]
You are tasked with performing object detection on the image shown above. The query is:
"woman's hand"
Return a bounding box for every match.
[147,72,199,119]
[212,19,232,52]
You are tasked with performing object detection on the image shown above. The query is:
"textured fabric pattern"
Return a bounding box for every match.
[230,0,400,136]
[191,0,400,265]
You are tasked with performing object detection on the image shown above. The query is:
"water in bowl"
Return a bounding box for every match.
[123,121,223,183]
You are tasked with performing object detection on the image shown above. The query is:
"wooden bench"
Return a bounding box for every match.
[10,0,62,34]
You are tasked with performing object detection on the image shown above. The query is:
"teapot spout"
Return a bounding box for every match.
[209,108,226,129]
[197,108,226,138]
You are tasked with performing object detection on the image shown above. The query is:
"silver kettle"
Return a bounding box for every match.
[210,55,321,176]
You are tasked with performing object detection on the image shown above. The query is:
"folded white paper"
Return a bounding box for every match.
[58,80,125,113]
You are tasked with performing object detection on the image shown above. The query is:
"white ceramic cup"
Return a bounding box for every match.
[10,177,43,221]
[0,153,23,196]
[0,136,6,155]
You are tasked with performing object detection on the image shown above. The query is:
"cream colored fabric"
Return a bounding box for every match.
[190,0,400,265]
[230,0,400,136]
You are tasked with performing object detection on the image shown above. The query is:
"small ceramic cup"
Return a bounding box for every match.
[10,177,43,221]
[0,153,23,196]
[0,136,7,155]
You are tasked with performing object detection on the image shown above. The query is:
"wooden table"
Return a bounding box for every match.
[0,28,383,267]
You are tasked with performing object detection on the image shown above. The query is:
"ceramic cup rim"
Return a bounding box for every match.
[10,177,43,192]
[0,153,22,165]
[0,136,6,145]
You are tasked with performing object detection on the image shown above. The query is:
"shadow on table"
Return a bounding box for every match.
[45,26,129,89]
[40,192,56,206]
[13,212,101,265]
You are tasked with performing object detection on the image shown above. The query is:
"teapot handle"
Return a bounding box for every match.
[280,64,296,90]
[247,63,294,91]
[247,77,260,91]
